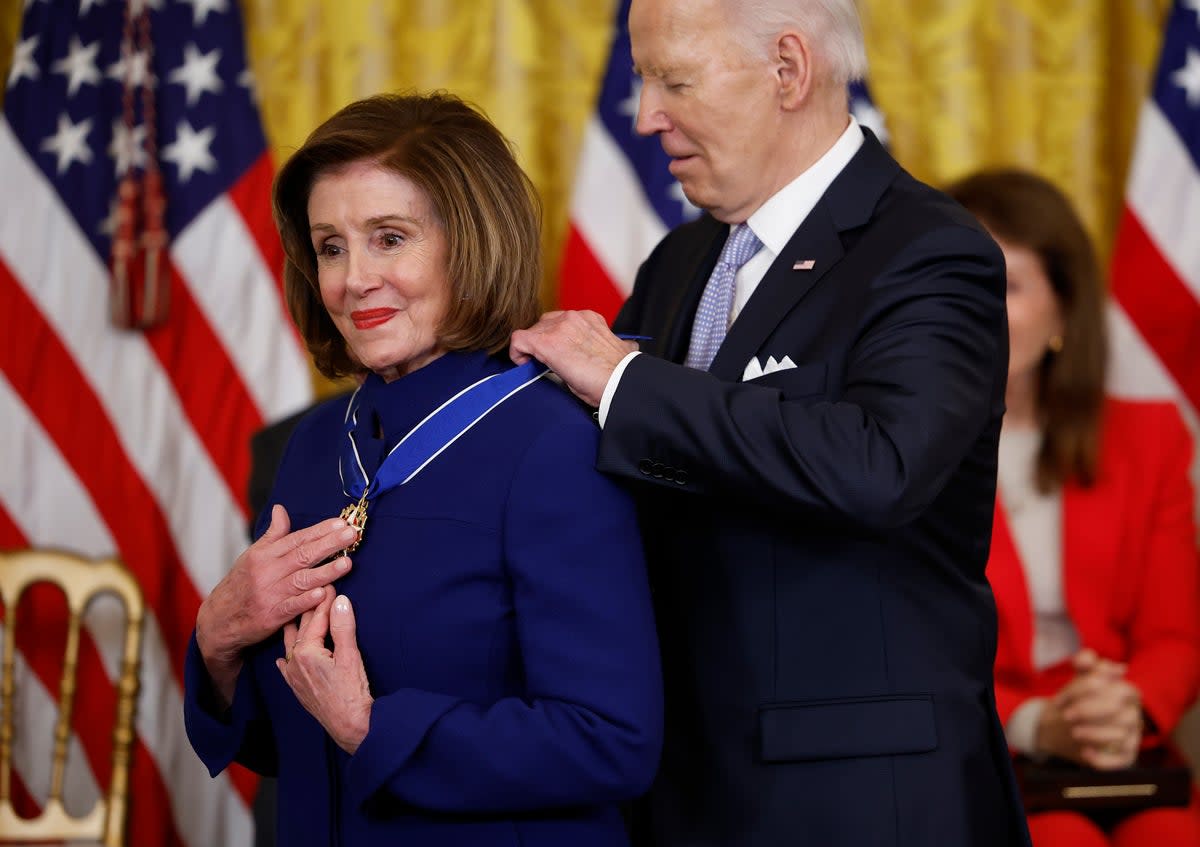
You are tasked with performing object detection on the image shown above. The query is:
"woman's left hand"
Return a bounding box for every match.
[276,587,374,754]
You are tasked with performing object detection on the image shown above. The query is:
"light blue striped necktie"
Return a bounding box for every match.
[684,223,763,371]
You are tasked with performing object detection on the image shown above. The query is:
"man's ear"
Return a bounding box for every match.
[776,31,812,110]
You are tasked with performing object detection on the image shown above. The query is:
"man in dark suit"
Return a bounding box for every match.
[510,0,1031,844]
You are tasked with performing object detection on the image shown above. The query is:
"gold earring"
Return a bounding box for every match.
[1047,335,1064,353]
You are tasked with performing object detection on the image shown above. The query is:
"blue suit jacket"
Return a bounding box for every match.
[185,351,663,846]
[602,132,1031,847]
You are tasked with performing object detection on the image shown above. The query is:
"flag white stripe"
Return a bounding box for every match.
[1124,101,1200,299]
[570,118,666,297]
[0,120,247,599]
[0,392,253,847]
[173,194,311,421]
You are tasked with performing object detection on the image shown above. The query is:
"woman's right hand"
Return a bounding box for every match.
[195,504,360,706]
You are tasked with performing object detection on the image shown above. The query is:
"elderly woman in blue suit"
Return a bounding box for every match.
[183,92,663,846]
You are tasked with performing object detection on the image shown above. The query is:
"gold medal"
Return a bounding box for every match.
[338,491,369,555]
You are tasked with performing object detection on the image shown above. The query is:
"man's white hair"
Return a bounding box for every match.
[732,0,867,85]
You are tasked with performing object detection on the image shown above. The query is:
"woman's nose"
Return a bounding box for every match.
[344,249,379,295]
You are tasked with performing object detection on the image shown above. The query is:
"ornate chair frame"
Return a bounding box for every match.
[0,549,144,846]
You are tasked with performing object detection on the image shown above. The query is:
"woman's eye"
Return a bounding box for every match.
[380,232,403,248]
[317,243,343,258]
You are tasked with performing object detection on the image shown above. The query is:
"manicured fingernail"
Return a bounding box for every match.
[311,588,325,600]
[335,556,350,572]
[334,595,349,614]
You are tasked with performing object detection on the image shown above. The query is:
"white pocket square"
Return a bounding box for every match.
[742,355,796,381]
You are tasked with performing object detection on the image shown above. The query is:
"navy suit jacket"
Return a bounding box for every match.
[602,132,1031,846]
[184,351,663,846]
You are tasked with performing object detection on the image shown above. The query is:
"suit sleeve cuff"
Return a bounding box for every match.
[598,351,641,428]
[1005,697,1047,756]
[183,631,257,777]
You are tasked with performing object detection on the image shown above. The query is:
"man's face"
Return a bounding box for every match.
[630,0,782,223]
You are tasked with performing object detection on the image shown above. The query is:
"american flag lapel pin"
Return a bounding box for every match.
[792,259,816,271]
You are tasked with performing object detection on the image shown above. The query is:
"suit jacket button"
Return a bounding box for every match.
[674,470,688,485]
[651,462,665,479]
[638,459,653,475]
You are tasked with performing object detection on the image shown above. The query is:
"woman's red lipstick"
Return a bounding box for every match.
[350,308,396,330]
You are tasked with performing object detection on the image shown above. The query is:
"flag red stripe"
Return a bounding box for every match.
[147,261,263,515]
[1110,208,1200,413]
[0,258,201,675]
[9,770,40,821]
[0,504,24,548]
[558,224,626,323]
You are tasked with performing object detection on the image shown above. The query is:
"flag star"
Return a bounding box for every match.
[851,97,889,146]
[1172,48,1200,107]
[51,36,102,97]
[238,67,257,99]
[107,49,154,88]
[7,35,39,89]
[130,0,163,13]
[669,181,701,221]
[80,0,105,15]
[109,120,147,175]
[618,78,642,131]
[180,0,228,26]
[40,113,94,174]
[1184,0,1200,18]
[162,120,218,182]
[169,44,223,106]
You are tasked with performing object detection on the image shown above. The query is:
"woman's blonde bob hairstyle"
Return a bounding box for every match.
[273,91,542,379]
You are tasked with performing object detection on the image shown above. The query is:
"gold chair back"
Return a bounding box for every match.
[0,549,144,846]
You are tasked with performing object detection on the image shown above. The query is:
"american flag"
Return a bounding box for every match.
[557,0,887,320]
[1109,0,1200,513]
[1,0,311,844]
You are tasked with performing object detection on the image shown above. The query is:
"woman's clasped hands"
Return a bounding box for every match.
[1037,648,1144,770]
[195,504,358,707]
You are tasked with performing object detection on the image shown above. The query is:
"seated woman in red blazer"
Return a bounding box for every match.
[948,169,1200,847]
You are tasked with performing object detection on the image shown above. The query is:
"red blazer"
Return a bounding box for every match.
[988,398,1200,740]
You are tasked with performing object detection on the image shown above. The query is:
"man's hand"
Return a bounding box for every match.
[510,310,638,408]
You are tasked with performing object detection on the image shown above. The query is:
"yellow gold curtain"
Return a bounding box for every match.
[861,0,1171,268]
[0,0,1171,394]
